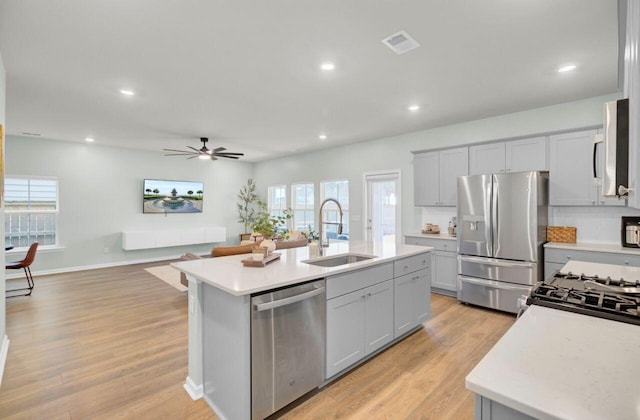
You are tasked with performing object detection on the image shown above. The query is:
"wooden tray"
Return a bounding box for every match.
[242,252,281,267]
[421,230,441,234]
[547,226,577,243]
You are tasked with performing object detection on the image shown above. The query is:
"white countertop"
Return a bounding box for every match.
[466,305,640,420]
[171,240,432,296]
[545,241,640,256]
[404,232,457,241]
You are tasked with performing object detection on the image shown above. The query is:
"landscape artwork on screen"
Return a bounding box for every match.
[143,179,204,213]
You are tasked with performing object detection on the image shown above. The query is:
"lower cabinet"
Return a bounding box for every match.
[433,251,457,293]
[394,269,431,338]
[404,236,457,295]
[326,279,394,378]
[544,245,640,279]
[325,252,432,379]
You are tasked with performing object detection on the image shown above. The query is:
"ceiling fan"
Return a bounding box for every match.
[163,137,244,160]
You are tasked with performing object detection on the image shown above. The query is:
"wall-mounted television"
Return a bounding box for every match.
[143,179,204,213]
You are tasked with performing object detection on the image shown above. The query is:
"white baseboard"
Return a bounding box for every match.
[5,253,187,280]
[0,335,9,387]
[184,376,203,400]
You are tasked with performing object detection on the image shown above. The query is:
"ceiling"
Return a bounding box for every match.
[0,1,620,162]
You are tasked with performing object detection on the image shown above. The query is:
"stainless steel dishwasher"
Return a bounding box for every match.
[251,279,326,420]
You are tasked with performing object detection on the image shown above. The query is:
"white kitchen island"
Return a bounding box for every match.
[172,240,433,419]
[466,261,640,420]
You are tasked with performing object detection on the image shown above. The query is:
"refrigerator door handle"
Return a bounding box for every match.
[491,174,498,257]
[458,255,535,268]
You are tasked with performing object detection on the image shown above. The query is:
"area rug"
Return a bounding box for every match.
[145,265,188,292]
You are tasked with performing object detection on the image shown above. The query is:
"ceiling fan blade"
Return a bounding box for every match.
[187,146,202,152]
[187,155,199,160]
[213,152,244,157]
[164,153,195,156]
[217,155,240,159]
[163,148,195,153]
[212,147,226,153]
[209,156,218,161]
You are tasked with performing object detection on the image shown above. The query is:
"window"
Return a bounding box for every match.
[267,185,287,219]
[5,176,59,249]
[320,179,349,240]
[292,183,314,231]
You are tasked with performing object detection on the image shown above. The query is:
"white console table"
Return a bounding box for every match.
[122,227,226,250]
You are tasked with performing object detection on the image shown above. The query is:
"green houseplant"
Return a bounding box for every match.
[252,200,293,239]
[237,179,258,234]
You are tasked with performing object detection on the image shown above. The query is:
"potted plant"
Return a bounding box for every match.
[237,179,258,239]
[252,200,293,246]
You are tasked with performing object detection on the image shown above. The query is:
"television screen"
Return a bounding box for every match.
[143,179,204,213]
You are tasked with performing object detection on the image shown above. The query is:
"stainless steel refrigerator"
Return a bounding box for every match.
[456,171,548,313]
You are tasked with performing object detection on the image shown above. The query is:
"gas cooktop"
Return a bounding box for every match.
[527,271,640,326]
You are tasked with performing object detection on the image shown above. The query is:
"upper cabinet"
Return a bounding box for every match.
[469,137,547,175]
[414,147,468,207]
[549,129,625,206]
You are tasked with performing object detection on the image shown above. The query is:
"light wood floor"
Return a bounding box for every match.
[1,263,515,419]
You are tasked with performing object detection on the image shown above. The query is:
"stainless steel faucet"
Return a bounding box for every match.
[318,198,343,255]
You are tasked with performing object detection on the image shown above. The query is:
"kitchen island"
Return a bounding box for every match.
[172,240,433,419]
[466,261,640,420]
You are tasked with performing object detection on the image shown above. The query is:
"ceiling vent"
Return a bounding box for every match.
[382,30,420,55]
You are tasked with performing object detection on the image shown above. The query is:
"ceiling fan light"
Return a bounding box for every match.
[198,154,210,160]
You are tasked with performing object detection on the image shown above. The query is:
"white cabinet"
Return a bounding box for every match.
[414,147,468,207]
[394,269,430,338]
[469,142,505,175]
[404,236,457,295]
[434,251,457,292]
[544,245,640,279]
[469,137,547,175]
[326,264,394,378]
[325,253,431,379]
[549,129,624,206]
[326,279,394,378]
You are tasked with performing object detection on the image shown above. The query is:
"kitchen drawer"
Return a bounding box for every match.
[394,253,431,277]
[326,262,393,299]
[404,236,456,252]
[545,248,640,267]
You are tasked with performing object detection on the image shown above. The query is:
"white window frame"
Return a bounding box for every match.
[320,179,349,241]
[5,175,60,250]
[267,184,287,218]
[291,182,315,231]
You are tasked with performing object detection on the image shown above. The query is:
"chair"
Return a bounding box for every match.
[6,242,39,297]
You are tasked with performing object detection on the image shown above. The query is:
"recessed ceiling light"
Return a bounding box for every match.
[320,63,335,71]
[119,89,135,96]
[408,105,420,112]
[85,137,95,143]
[319,134,327,140]
[558,65,577,73]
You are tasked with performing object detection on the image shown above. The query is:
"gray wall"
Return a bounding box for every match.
[254,93,620,241]
[5,136,253,273]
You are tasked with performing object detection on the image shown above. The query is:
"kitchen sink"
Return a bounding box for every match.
[302,253,376,267]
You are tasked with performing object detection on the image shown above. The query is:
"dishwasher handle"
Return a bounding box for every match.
[254,286,325,312]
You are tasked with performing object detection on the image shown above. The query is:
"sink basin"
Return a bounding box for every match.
[302,253,376,267]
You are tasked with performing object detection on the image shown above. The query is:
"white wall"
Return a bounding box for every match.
[5,136,254,273]
[0,50,7,348]
[254,93,626,243]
